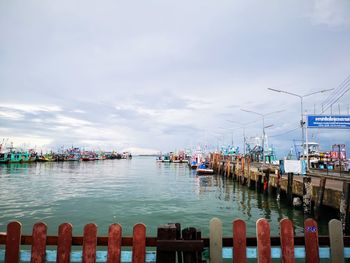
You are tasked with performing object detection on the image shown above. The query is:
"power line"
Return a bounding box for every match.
[322,80,350,110]
[270,127,299,138]
[322,74,350,106]
[322,82,350,113]
[321,74,350,113]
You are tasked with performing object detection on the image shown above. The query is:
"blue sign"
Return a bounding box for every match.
[307,115,350,129]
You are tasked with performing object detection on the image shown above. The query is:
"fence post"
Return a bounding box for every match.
[256,219,271,263]
[132,224,146,263]
[182,227,200,263]
[107,224,122,263]
[82,223,97,263]
[31,222,47,263]
[280,219,294,263]
[57,223,73,263]
[329,219,344,263]
[233,219,246,263]
[156,224,177,263]
[4,221,22,263]
[175,223,183,263]
[209,218,222,263]
[304,218,319,263]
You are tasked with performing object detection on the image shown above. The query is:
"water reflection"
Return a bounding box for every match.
[194,173,334,235]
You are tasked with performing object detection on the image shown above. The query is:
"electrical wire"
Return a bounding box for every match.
[321,74,350,113]
[269,127,299,137]
[322,74,350,106]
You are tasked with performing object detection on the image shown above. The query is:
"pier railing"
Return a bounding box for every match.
[1,218,350,262]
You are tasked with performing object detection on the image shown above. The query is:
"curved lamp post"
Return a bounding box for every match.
[268,88,333,158]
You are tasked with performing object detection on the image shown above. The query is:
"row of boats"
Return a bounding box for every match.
[157,150,214,175]
[0,146,132,164]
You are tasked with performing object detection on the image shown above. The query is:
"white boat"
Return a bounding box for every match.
[196,163,214,175]
[196,168,214,175]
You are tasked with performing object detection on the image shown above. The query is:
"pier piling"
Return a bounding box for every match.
[276,169,281,201]
[303,176,313,217]
[340,182,350,234]
[287,173,294,206]
[314,176,327,220]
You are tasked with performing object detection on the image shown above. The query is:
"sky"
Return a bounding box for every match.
[0,0,350,156]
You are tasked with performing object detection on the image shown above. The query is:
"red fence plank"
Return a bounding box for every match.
[233,219,246,263]
[256,219,271,263]
[280,219,294,263]
[5,221,22,263]
[82,223,97,263]
[31,222,47,263]
[57,223,72,263]
[132,224,146,263]
[304,218,320,263]
[107,224,122,263]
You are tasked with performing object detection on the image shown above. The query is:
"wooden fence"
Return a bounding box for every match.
[0,218,349,262]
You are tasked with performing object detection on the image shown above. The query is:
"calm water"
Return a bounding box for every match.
[0,156,336,237]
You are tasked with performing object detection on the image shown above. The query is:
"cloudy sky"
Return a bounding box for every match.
[1,0,350,156]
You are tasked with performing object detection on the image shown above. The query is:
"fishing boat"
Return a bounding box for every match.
[196,163,214,175]
[6,151,30,163]
[190,160,198,169]
[0,153,8,163]
[121,152,132,159]
[106,152,121,159]
[0,142,7,163]
[81,151,97,161]
[37,153,54,162]
[66,147,81,161]
[163,154,171,162]
[28,149,38,162]
[170,150,189,163]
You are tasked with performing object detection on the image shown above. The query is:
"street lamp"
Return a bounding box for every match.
[225,119,257,155]
[267,88,334,158]
[211,131,225,151]
[218,127,235,146]
[240,109,283,162]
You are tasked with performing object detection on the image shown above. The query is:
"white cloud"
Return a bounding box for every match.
[0,110,24,120]
[72,109,86,113]
[309,0,350,27]
[54,114,92,127]
[0,103,62,113]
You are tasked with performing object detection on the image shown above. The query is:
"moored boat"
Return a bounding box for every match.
[0,153,8,163]
[190,160,198,169]
[196,163,214,175]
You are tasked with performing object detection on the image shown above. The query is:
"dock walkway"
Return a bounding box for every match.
[209,153,350,233]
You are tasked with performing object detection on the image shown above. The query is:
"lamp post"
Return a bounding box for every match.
[225,120,257,156]
[218,127,235,147]
[211,132,224,152]
[240,109,283,163]
[267,88,333,159]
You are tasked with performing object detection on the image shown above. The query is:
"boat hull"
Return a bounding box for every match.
[196,168,214,175]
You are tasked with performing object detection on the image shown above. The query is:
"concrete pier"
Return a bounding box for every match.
[209,154,350,233]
